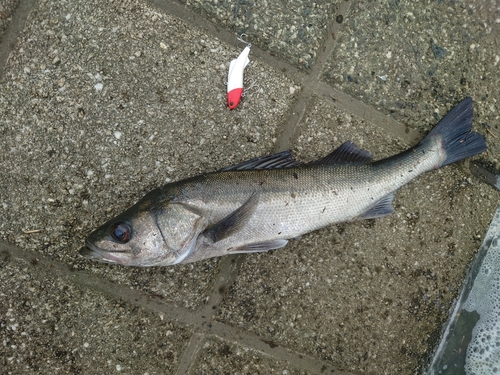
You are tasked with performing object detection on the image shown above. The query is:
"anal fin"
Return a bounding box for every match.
[357,193,395,220]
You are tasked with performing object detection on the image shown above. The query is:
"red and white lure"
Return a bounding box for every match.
[227,42,251,110]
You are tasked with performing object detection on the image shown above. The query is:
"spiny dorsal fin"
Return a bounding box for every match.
[203,193,259,243]
[221,151,302,171]
[310,141,372,166]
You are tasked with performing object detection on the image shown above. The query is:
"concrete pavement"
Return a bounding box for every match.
[1,0,499,374]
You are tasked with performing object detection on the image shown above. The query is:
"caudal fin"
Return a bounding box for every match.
[423,97,486,168]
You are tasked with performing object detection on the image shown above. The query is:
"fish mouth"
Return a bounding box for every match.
[80,241,127,264]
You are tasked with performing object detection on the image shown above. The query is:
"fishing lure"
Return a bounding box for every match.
[227,43,251,110]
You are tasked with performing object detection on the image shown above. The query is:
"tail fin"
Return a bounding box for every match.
[423,97,486,168]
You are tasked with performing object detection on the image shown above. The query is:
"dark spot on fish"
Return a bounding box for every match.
[336,15,343,23]
[259,179,265,186]
[291,192,296,198]
[30,258,39,266]
[460,77,467,85]
[333,190,338,196]
[293,172,298,179]
[322,207,326,213]
[212,305,217,309]
[263,339,279,348]
[405,124,410,134]
[408,170,413,173]
[278,232,282,235]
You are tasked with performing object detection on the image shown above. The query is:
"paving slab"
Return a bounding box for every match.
[322,0,499,168]
[0,0,297,309]
[174,0,342,70]
[0,244,192,374]
[216,95,500,374]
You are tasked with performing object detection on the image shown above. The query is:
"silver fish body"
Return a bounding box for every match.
[82,98,486,266]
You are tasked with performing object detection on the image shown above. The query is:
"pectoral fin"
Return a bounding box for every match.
[228,239,288,254]
[204,193,259,243]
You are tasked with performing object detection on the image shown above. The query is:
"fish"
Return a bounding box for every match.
[227,44,250,110]
[81,97,486,267]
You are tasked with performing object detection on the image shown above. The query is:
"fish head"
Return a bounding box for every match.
[82,197,207,267]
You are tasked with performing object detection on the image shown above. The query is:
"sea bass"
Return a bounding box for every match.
[81,98,486,266]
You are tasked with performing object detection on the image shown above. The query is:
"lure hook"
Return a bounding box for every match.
[236,33,251,48]
[242,79,260,97]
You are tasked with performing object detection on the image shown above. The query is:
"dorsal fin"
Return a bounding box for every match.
[310,141,372,166]
[221,142,371,172]
[221,151,302,171]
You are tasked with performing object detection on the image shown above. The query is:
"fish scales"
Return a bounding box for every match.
[170,141,441,263]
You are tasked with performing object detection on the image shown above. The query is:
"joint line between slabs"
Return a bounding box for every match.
[174,332,206,375]
[2,243,356,375]
[0,0,38,78]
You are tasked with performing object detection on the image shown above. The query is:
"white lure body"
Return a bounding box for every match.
[227,45,250,109]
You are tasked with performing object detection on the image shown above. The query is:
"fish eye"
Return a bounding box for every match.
[110,222,131,243]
